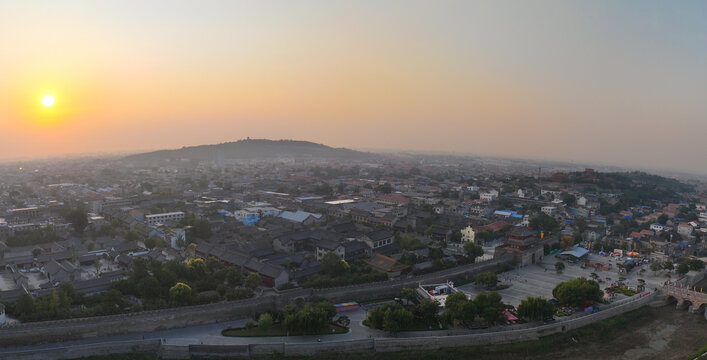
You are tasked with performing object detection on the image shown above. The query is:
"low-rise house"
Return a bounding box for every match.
[677,223,694,237]
[278,210,323,225]
[43,259,77,283]
[361,229,394,250]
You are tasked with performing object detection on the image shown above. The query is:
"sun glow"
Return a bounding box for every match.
[42,94,55,107]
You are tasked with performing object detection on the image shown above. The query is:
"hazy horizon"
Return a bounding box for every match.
[2,1,706,174]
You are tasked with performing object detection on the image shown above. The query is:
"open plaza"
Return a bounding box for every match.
[458,252,671,307]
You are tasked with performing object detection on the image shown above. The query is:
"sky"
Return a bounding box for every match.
[1,1,706,173]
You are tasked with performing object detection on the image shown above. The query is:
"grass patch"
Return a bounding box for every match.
[613,287,638,296]
[222,323,348,337]
[683,342,707,360]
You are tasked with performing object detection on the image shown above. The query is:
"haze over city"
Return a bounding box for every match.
[2,2,707,360]
[1,1,706,174]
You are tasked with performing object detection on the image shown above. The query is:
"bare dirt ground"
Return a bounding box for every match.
[303,305,706,360]
[509,305,707,360]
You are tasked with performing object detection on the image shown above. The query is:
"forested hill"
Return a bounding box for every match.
[564,171,694,210]
[124,139,373,162]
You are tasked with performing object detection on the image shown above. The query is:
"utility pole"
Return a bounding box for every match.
[538,167,542,195]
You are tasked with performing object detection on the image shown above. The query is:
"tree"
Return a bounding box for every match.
[657,214,669,225]
[244,320,255,332]
[186,218,212,240]
[474,292,506,324]
[93,259,102,277]
[552,278,602,307]
[529,215,559,232]
[175,233,186,248]
[144,236,157,249]
[377,183,393,194]
[396,234,426,251]
[561,192,577,207]
[400,288,416,304]
[442,292,475,325]
[321,251,349,277]
[258,313,273,331]
[226,267,243,287]
[32,248,42,258]
[416,298,440,325]
[463,242,484,262]
[676,262,690,276]
[169,282,193,305]
[125,230,142,243]
[366,302,414,333]
[650,261,662,275]
[517,296,555,321]
[573,218,588,233]
[555,262,565,274]
[283,301,336,335]
[58,282,76,304]
[688,259,704,271]
[187,258,207,279]
[474,272,499,289]
[245,273,262,290]
[137,276,161,299]
[663,260,674,272]
[64,208,88,234]
[15,293,35,318]
[589,272,599,282]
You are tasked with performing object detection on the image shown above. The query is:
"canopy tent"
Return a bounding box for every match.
[560,247,589,259]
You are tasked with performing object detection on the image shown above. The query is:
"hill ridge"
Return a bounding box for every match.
[124,138,373,162]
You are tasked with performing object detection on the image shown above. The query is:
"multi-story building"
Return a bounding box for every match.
[541,206,558,216]
[145,211,185,226]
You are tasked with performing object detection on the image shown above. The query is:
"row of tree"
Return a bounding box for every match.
[650,258,704,275]
[302,254,388,288]
[6,257,261,322]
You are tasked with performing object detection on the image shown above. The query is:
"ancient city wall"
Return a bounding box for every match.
[0,256,512,347]
[1,339,160,360]
[0,290,657,360]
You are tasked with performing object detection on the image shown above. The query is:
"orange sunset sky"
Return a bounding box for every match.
[1,1,706,173]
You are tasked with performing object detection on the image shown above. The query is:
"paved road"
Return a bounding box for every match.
[1,308,388,353]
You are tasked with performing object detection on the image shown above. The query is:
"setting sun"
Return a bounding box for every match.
[41,94,55,107]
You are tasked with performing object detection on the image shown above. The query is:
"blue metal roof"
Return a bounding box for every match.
[560,247,589,258]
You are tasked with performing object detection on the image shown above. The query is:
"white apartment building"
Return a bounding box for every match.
[541,206,558,216]
[480,190,499,202]
[650,223,665,232]
[145,212,185,226]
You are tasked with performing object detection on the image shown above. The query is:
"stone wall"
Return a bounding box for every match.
[2,339,160,360]
[0,290,657,360]
[0,255,513,347]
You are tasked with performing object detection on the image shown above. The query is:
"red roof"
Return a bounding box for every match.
[478,221,508,233]
[378,194,410,203]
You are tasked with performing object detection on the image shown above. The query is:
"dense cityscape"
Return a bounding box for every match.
[0,139,705,359]
[3,1,707,359]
